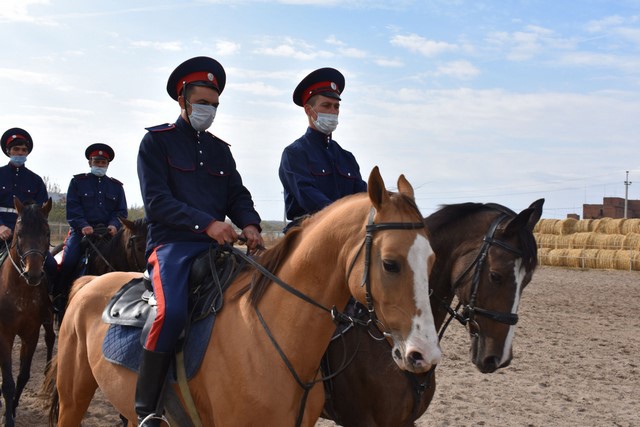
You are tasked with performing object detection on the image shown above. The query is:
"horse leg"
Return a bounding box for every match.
[0,340,16,427]
[13,332,40,419]
[42,311,56,369]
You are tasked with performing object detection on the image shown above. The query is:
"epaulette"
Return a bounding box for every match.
[145,123,176,132]
[206,131,231,146]
[109,177,124,186]
[73,173,90,179]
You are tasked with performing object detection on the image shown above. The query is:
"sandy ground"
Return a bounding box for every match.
[5,266,640,427]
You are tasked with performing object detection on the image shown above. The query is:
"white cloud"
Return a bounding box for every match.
[215,40,242,55]
[254,37,333,60]
[391,34,458,57]
[0,0,56,25]
[0,67,59,85]
[129,40,183,51]
[434,60,480,80]
[374,58,404,67]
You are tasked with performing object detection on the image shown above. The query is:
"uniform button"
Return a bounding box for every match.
[348,173,351,176]
[219,171,224,175]
[200,162,203,166]
[195,225,200,230]
[199,150,203,154]
[322,169,325,173]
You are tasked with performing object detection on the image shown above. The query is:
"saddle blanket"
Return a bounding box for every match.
[102,314,215,381]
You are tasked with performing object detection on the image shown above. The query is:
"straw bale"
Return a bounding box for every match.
[596,249,617,270]
[622,233,640,250]
[555,235,573,249]
[613,250,634,271]
[537,247,552,265]
[601,218,625,234]
[564,249,584,268]
[621,219,640,234]
[569,233,594,249]
[574,219,592,233]
[633,252,640,271]
[582,249,600,269]
[589,234,625,250]
[535,233,558,249]
[556,218,577,235]
[547,249,568,267]
[538,219,560,235]
[592,218,613,233]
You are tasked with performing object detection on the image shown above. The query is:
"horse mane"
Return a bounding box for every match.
[101,218,146,253]
[234,227,303,307]
[427,202,537,270]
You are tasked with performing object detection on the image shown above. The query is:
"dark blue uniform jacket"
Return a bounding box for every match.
[137,116,261,252]
[66,173,128,231]
[279,127,367,220]
[0,163,48,229]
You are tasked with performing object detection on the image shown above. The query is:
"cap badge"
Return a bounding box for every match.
[330,82,337,90]
[207,73,214,81]
[98,151,104,155]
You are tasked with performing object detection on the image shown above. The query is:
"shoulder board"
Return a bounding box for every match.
[73,173,90,179]
[206,131,231,146]
[145,123,176,132]
[108,177,123,186]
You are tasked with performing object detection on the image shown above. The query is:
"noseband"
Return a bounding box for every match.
[4,224,49,287]
[439,211,523,339]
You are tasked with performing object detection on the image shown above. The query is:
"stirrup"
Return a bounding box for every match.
[139,413,170,427]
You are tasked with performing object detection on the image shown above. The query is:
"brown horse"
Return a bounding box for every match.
[87,217,148,275]
[321,199,544,427]
[0,197,53,427]
[46,167,442,426]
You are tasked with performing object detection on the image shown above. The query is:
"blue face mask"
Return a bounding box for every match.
[9,156,27,167]
[91,166,108,177]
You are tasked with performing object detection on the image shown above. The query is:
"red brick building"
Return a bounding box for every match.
[583,197,640,219]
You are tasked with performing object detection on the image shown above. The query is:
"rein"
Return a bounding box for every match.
[232,207,425,427]
[438,212,522,340]
[83,233,116,272]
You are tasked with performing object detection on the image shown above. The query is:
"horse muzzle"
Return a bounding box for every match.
[391,336,442,373]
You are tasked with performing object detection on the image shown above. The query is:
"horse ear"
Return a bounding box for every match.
[42,198,52,216]
[368,166,390,210]
[504,199,545,235]
[13,196,23,213]
[397,174,415,199]
[119,216,134,229]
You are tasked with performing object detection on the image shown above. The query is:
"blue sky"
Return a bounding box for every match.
[2,0,639,222]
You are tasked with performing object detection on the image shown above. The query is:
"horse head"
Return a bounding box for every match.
[118,217,148,272]
[348,166,441,374]
[12,196,52,286]
[450,198,543,373]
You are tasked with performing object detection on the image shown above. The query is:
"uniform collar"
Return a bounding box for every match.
[305,127,332,147]
[176,115,199,137]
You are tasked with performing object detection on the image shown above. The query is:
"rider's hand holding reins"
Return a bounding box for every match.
[240,225,263,253]
[205,220,239,246]
[82,225,94,236]
[107,225,117,236]
[0,225,11,240]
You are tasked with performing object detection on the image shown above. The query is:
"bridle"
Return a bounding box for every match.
[4,218,49,286]
[438,209,523,340]
[126,232,146,272]
[233,206,425,427]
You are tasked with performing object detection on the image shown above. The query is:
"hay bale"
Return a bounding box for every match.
[596,249,617,270]
[535,233,558,249]
[556,218,577,235]
[538,219,560,235]
[570,232,594,249]
[537,247,552,265]
[547,249,568,267]
[622,233,640,250]
[556,235,573,249]
[590,234,625,250]
[574,219,592,233]
[601,218,625,234]
[564,249,584,268]
[582,249,600,269]
[613,250,634,271]
[633,252,640,271]
[621,219,640,234]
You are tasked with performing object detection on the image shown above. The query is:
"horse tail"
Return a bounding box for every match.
[41,355,59,426]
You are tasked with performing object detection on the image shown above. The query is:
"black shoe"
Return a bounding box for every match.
[135,349,171,425]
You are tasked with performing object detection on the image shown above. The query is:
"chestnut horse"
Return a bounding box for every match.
[46,167,442,426]
[321,199,544,426]
[0,197,53,427]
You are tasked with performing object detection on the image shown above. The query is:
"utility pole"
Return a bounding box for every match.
[624,171,632,218]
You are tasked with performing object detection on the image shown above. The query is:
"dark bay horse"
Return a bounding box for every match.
[321,199,544,427]
[0,197,54,427]
[46,167,442,426]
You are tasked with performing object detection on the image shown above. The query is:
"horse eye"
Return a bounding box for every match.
[382,260,400,273]
[489,271,502,285]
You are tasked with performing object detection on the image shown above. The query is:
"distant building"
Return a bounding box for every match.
[583,197,640,219]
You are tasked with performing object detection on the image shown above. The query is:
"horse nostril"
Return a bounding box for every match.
[481,356,501,373]
[394,348,402,359]
[409,351,424,363]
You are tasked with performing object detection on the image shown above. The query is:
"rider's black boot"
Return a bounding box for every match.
[135,348,171,427]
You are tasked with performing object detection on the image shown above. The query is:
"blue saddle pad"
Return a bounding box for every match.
[102,314,215,381]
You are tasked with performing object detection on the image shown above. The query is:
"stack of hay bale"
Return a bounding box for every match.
[534,218,640,271]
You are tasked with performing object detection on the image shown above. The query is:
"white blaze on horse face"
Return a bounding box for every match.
[499,258,525,366]
[401,234,441,369]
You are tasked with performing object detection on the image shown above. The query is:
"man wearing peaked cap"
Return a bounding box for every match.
[0,128,48,239]
[135,56,263,426]
[54,143,127,313]
[0,128,57,283]
[279,67,367,232]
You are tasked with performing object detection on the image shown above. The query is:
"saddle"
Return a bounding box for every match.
[101,245,247,376]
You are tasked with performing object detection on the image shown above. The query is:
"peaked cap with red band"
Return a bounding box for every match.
[85,143,115,162]
[166,56,227,101]
[1,127,33,157]
[293,67,345,107]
